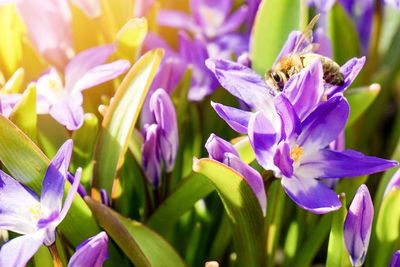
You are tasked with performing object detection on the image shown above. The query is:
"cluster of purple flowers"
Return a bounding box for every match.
[0,140,108,266]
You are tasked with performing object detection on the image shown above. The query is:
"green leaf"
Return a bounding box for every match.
[85,197,186,267]
[250,0,300,74]
[328,4,361,65]
[0,5,22,78]
[345,84,381,128]
[373,189,400,266]
[9,83,37,142]
[147,173,214,234]
[116,18,148,62]
[193,158,265,267]
[292,214,332,267]
[93,49,163,196]
[326,196,348,267]
[0,116,100,247]
[376,189,400,242]
[71,113,99,188]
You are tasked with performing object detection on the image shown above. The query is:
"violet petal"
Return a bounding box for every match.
[344,184,373,267]
[0,231,45,267]
[297,96,349,152]
[211,101,253,134]
[248,112,279,170]
[68,232,108,267]
[205,133,239,162]
[298,149,398,179]
[281,176,341,214]
[205,58,275,112]
[40,139,73,214]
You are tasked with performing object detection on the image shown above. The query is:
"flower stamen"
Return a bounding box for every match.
[290,145,303,163]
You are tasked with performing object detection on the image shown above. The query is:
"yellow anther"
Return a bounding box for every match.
[29,203,43,221]
[48,78,59,90]
[290,145,303,163]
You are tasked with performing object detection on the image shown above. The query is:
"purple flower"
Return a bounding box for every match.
[206,56,397,213]
[142,89,178,187]
[143,33,187,95]
[0,140,81,266]
[158,0,248,40]
[385,0,400,9]
[179,32,219,101]
[344,184,374,267]
[142,124,162,188]
[384,168,400,196]
[338,0,374,54]
[68,231,108,267]
[254,95,395,213]
[389,250,400,267]
[15,0,73,68]
[205,134,266,215]
[134,0,155,17]
[35,45,130,130]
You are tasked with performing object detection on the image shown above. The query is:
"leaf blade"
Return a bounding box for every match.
[93,49,163,195]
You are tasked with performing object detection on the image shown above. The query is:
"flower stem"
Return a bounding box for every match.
[48,243,62,267]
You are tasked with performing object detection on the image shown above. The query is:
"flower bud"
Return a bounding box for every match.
[344,184,374,267]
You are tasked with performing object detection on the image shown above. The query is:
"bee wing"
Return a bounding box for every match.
[299,43,320,55]
[290,14,320,56]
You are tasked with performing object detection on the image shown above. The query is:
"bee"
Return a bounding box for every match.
[265,14,344,91]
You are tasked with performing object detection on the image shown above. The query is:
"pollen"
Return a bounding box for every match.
[48,78,59,91]
[290,145,303,163]
[29,203,43,221]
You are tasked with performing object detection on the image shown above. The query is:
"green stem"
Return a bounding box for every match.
[326,194,347,267]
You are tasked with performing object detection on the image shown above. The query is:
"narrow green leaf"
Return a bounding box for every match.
[85,197,186,267]
[147,173,214,234]
[116,18,148,62]
[326,196,347,267]
[328,4,361,65]
[193,158,265,267]
[345,84,381,128]
[374,189,400,266]
[0,116,100,247]
[251,0,300,74]
[71,113,99,188]
[209,213,232,260]
[376,189,400,242]
[9,83,37,142]
[93,49,163,196]
[375,137,400,210]
[128,128,143,165]
[283,220,300,266]
[292,214,332,267]
[0,4,22,78]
